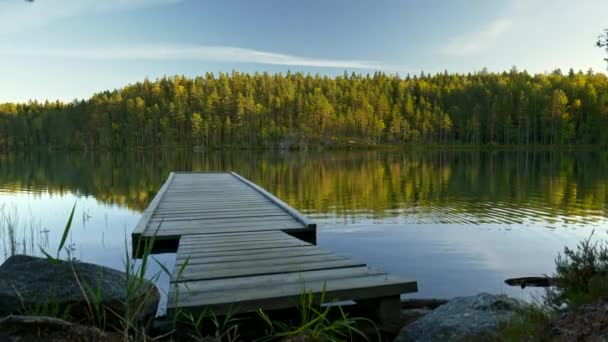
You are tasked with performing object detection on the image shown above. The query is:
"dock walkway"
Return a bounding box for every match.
[132,172,417,328]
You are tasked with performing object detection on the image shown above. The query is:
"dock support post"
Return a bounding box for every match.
[358,295,401,332]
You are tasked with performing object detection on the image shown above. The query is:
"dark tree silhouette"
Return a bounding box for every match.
[597,29,608,67]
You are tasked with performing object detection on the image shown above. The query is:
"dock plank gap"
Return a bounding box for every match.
[132,172,417,329]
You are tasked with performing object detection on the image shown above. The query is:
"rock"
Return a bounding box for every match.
[0,255,159,328]
[550,300,608,341]
[394,293,527,342]
[0,315,119,342]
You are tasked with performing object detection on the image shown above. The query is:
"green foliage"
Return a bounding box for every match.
[257,284,376,342]
[57,202,76,257]
[24,207,171,340]
[498,232,608,341]
[497,304,553,342]
[546,231,608,309]
[39,202,75,263]
[2,70,608,151]
[178,307,241,342]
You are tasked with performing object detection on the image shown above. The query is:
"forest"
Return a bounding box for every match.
[1,69,608,150]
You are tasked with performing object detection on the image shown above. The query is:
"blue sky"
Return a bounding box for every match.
[1,0,607,102]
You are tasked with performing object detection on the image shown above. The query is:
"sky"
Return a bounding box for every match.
[1,0,607,102]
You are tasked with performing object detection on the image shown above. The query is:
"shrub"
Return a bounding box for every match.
[545,231,608,310]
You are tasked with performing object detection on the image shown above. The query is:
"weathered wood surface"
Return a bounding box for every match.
[133,172,417,322]
[169,231,417,316]
[134,172,315,238]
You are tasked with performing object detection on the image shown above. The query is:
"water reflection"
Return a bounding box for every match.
[0,150,607,304]
[0,150,606,228]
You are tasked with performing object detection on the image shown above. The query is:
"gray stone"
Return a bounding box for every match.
[0,255,159,327]
[394,293,528,342]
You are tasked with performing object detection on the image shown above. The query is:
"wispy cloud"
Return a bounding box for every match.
[441,19,512,56]
[0,0,181,35]
[0,45,386,70]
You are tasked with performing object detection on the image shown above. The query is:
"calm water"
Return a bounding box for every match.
[1,150,607,312]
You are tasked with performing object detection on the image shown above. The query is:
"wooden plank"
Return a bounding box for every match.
[152,205,282,212]
[169,275,417,315]
[132,172,174,238]
[230,172,316,230]
[174,254,351,280]
[144,224,310,237]
[151,225,310,236]
[166,185,253,190]
[179,231,284,241]
[158,225,306,235]
[174,245,310,259]
[176,246,334,266]
[155,215,299,225]
[165,191,251,195]
[158,222,305,232]
[155,205,275,212]
[178,235,303,248]
[159,198,266,203]
[179,253,346,271]
[175,259,366,282]
[177,234,295,247]
[158,217,304,230]
[160,194,265,199]
[160,194,266,199]
[177,235,295,247]
[152,207,289,217]
[156,201,273,209]
[171,266,385,292]
[155,201,273,208]
[177,239,310,253]
[152,208,285,218]
[150,212,290,222]
[152,207,281,216]
[176,274,402,301]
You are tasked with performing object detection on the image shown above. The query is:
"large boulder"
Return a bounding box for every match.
[394,293,527,342]
[0,255,159,328]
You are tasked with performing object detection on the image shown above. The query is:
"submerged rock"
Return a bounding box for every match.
[394,292,527,342]
[0,255,159,327]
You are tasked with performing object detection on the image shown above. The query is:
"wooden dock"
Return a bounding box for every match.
[133,172,417,328]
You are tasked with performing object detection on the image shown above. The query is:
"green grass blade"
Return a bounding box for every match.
[57,202,76,257]
[39,246,59,264]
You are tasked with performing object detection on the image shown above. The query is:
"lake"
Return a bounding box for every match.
[1,150,607,313]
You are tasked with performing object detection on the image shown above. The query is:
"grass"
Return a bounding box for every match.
[13,203,175,341]
[178,307,242,342]
[0,203,42,259]
[6,205,381,341]
[256,284,378,342]
[496,304,553,342]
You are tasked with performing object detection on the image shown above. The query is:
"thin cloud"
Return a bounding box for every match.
[0,45,386,70]
[0,0,181,35]
[442,19,512,56]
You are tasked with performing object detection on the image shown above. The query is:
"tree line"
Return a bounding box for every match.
[1,69,608,150]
